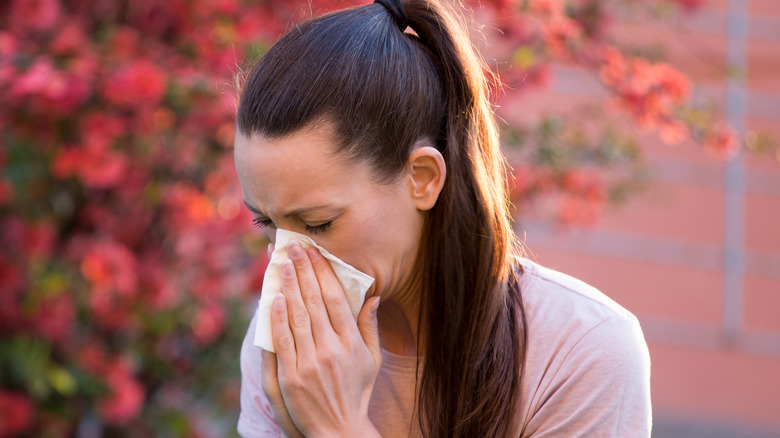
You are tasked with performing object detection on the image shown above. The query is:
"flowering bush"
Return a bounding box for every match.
[0,0,754,436]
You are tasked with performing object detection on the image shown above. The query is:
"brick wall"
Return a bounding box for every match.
[508,1,780,436]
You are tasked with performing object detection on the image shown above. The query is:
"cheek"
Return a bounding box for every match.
[340,199,420,273]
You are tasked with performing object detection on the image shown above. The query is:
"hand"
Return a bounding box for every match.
[260,349,304,438]
[271,242,382,437]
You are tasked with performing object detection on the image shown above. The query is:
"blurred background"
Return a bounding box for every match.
[0,0,777,437]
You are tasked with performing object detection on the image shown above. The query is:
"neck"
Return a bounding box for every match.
[377,297,421,357]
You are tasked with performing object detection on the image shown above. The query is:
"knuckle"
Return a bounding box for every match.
[323,290,344,306]
[280,374,303,391]
[304,293,325,310]
[292,252,310,268]
[317,346,338,364]
[309,253,329,271]
[276,334,293,351]
[291,309,309,328]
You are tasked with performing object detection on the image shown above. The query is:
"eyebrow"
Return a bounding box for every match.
[243,200,333,218]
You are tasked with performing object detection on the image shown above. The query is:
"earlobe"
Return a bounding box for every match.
[407,146,446,211]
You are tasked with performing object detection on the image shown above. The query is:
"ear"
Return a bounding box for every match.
[406,146,446,211]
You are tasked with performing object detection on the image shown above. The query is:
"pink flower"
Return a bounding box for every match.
[138,262,180,310]
[10,58,68,101]
[165,184,216,229]
[0,218,55,259]
[704,124,740,159]
[659,120,690,145]
[542,15,582,58]
[0,180,13,205]
[8,57,90,113]
[0,257,25,331]
[52,145,129,189]
[75,341,108,375]
[51,20,87,55]
[80,241,138,297]
[8,0,61,33]
[97,359,144,425]
[34,293,76,344]
[192,304,226,345]
[0,32,17,57]
[79,112,127,149]
[0,391,33,437]
[103,61,168,108]
[528,0,563,16]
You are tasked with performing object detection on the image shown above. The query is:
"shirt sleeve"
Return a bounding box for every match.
[237,311,283,438]
[522,313,652,437]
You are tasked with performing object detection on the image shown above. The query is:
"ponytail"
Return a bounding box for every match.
[404,1,527,436]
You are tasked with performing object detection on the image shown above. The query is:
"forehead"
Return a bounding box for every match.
[233,125,365,214]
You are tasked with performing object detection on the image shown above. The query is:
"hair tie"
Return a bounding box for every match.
[374,0,409,32]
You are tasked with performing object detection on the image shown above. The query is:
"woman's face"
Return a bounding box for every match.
[234,123,425,301]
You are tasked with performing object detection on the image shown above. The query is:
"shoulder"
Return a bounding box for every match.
[516,257,646,359]
[515,257,652,436]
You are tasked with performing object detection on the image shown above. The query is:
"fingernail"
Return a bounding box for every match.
[370,296,380,316]
[267,243,274,258]
[288,242,302,258]
[282,260,295,277]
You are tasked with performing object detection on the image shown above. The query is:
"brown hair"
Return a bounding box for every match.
[236,1,527,436]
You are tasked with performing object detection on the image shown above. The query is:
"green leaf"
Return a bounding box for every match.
[47,365,78,396]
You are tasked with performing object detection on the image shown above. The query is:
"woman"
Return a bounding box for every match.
[234,0,651,436]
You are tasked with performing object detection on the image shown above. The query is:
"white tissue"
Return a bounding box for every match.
[253,228,375,352]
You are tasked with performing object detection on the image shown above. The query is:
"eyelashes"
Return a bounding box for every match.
[305,221,332,235]
[252,217,333,235]
[252,217,274,229]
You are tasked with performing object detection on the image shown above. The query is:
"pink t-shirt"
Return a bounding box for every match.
[238,258,652,437]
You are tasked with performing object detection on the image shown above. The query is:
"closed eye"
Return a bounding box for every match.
[252,217,275,230]
[305,221,332,235]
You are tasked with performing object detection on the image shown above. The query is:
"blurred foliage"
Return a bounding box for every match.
[0,0,768,436]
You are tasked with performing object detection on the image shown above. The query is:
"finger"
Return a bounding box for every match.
[357,296,383,368]
[288,243,334,345]
[267,243,274,259]
[260,349,280,399]
[261,350,304,438]
[306,247,356,337]
[279,260,316,359]
[271,294,297,369]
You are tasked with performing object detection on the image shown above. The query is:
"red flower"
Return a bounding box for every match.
[34,293,76,344]
[76,341,109,375]
[659,120,689,145]
[10,58,68,101]
[103,61,168,108]
[81,241,138,297]
[192,303,226,345]
[0,257,25,331]
[542,15,582,58]
[704,124,740,159]
[97,359,144,425]
[165,184,216,229]
[52,144,129,189]
[528,0,563,17]
[0,391,33,438]
[51,20,87,56]
[0,218,55,259]
[0,181,13,205]
[8,0,61,33]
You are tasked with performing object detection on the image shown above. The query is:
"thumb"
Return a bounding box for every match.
[357,296,382,368]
